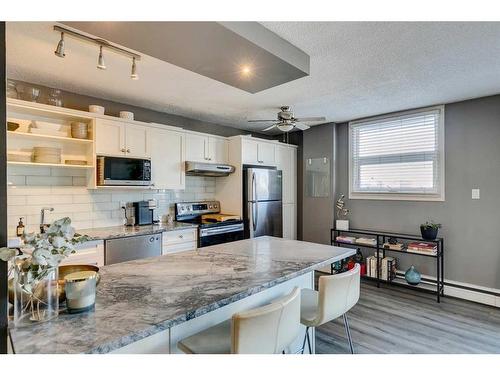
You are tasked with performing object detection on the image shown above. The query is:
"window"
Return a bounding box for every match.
[349,106,444,201]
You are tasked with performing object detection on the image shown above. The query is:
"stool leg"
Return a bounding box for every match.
[342,313,354,354]
[306,327,312,354]
[301,326,312,354]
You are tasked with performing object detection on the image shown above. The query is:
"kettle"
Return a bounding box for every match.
[122,202,135,226]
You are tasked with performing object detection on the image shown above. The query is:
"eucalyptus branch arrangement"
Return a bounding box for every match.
[336,194,350,218]
[0,217,90,323]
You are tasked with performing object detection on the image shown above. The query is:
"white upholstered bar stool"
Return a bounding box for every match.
[301,263,360,354]
[177,287,301,354]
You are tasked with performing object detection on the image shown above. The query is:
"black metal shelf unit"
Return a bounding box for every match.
[331,228,445,302]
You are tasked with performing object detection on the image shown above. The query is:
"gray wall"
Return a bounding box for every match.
[302,123,336,244]
[10,79,273,139]
[335,95,500,289]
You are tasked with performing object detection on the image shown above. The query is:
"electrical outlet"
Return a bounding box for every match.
[472,189,480,200]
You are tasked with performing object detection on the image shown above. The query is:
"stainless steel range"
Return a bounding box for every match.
[175,201,244,248]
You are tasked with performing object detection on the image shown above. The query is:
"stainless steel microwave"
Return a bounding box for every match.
[96,156,151,186]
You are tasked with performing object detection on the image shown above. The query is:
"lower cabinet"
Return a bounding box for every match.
[282,204,297,240]
[60,240,105,267]
[162,229,198,254]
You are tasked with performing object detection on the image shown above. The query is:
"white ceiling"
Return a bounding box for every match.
[6,22,500,133]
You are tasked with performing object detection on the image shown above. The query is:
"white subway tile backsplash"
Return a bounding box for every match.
[7,175,26,186]
[9,196,26,206]
[7,171,216,234]
[26,176,73,186]
[50,168,87,177]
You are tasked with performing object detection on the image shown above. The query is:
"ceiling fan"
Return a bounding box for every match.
[248,106,326,132]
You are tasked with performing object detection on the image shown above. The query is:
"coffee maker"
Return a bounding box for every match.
[133,200,154,226]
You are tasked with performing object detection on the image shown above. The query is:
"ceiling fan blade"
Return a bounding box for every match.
[294,116,326,122]
[263,124,278,131]
[247,120,276,123]
[295,123,310,131]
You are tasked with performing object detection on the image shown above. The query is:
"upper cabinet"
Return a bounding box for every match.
[185,132,228,164]
[241,138,276,166]
[95,118,149,158]
[276,145,297,204]
[149,128,185,190]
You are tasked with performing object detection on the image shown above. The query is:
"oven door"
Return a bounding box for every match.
[199,224,244,248]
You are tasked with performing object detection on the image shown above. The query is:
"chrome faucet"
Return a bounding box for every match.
[40,207,54,233]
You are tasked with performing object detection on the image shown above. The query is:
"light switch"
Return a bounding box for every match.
[472,189,480,200]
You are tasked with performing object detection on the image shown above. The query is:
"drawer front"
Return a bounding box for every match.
[162,241,197,255]
[60,246,104,267]
[163,229,197,245]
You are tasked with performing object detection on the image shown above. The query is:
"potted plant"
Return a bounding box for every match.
[420,221,442,240]
[0,217,89,326]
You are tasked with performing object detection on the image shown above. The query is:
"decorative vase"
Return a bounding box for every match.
[13,264,59,327]
[336,219,349,231]
[405,265,421,286]
[420,226,438,240]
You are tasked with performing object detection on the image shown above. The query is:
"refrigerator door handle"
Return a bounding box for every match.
[252,172,258,232]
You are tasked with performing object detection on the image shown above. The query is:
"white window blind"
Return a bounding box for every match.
[349,107,444,201]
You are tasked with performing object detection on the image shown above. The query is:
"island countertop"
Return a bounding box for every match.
[9,237,355,354]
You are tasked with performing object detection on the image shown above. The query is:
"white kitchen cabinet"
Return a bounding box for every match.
[95,118,125,156]
[125,124,149,157]
[283,203,297,240]
[95,118,149,158]
[208,137,229,164]
[149,128,185,190]
[185,132,228,164]
[60,240,104,267]
[241,138,276,166]
[276,145,297,204]
[185,133,207,162]
[162,228,198,254]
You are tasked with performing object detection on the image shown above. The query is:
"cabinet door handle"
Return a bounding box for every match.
[121,148,126,153]
[179,234,184,239]
[126,149,131,153]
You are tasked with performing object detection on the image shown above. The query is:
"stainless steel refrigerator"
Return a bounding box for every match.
[243,167,283,238]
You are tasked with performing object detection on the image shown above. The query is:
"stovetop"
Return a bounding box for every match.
[178,218,244,229]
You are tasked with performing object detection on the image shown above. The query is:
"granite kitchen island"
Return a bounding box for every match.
[9,237,355,354]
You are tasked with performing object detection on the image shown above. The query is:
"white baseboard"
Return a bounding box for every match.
[398,269,500,307]
[318,267,500,308]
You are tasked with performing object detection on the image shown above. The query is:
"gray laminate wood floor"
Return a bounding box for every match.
[315,280,500,354]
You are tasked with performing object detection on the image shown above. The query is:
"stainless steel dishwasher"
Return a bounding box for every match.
[105,233,162,265]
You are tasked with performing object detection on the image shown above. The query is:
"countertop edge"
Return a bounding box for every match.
[85,248,356,354]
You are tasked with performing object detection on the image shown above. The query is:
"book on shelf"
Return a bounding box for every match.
[383,242,404,251]
[336,236,356,244]
[407,242,437,255]
[381,256,397,281]
[355,237,377,246]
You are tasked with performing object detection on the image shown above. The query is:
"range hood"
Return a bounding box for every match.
[185,161,235,177]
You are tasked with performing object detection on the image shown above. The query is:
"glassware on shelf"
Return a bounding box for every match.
[20,86,41,102]
[6,80,19,99]
[47,89,63,107]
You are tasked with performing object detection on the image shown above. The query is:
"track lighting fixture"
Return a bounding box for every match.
[53,25,141,79]
[131,57,139,80]
[54,32,65,58]
[97,46,106,70]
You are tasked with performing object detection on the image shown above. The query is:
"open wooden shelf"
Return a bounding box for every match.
[7,130,93,144]
[7,161,94,169]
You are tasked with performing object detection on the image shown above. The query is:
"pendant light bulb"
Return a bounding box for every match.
[97,45,106,70]
[130,57,139,80]
[54,32,65,58]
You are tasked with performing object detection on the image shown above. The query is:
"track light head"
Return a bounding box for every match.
[97,45,106,70]
[131,57,139,80]
[54,32,65,58]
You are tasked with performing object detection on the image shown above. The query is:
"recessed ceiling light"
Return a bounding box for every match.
[241,65,251,76]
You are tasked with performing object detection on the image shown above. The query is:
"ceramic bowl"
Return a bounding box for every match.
[89,105,105,114]
[119,111,134,120]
